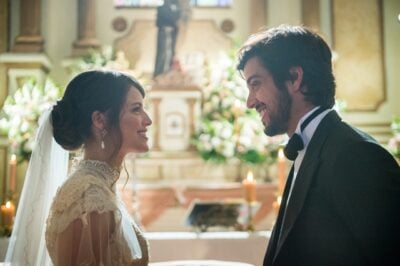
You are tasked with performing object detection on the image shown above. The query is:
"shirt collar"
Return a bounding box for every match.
[294,107,331,149]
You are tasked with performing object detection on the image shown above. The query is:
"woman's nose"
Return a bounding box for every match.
[144,112,152,126]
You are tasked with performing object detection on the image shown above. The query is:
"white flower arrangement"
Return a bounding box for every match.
[0,79,62,162]
[192,51,285,164]
[69,46,116,73]
[69,45,151,90]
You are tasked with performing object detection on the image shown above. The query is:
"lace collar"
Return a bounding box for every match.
[73,159,121,188]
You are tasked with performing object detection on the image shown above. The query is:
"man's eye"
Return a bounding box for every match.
[249,81,260,89]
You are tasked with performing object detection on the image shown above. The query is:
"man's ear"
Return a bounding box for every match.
[91,111,107,130]
[286,66,303,92]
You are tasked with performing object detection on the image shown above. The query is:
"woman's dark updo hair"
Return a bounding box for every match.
[52,70,145,150]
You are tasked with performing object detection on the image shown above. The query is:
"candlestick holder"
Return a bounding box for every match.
[246,200,255,232]
[272,194,282,214]
[7,190,17,202]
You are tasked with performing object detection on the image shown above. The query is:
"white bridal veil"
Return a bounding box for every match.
[4,109,69,265]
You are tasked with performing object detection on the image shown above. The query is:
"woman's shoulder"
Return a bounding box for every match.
[54,169,114,207]
[47,168,118,231]
[51,170,117,218]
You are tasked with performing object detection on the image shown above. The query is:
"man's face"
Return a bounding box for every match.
[243,56,292,136]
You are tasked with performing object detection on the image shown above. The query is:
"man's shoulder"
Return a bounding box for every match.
[321,111,377,143]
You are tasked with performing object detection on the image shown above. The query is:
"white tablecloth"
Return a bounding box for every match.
[150,260,254,266]
[146,231,270,266]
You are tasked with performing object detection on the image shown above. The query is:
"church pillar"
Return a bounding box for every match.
[12,0,44,53]
[0,0,9,54]
[302,0,320,31]
[72,0,100,56]
[0,0,50,96]
[250,0,267,33]
[0,0,10,105]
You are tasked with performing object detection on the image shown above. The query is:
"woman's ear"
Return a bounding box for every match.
[286,66,303,93]
[91,111,107,130]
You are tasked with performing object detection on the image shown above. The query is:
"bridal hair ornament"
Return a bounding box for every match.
[5,107,69,265]
[101,129,107,150]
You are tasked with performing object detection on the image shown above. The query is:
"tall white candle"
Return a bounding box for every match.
[9,154,17,193]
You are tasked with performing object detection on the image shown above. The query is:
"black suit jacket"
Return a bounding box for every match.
[264,111,400,266]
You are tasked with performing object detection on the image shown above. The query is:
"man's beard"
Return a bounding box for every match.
[264,87,292,137]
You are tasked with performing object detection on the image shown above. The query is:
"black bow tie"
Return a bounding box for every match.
[284,107,327,161]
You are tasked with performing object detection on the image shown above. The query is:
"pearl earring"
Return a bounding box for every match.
[101,129,107,150]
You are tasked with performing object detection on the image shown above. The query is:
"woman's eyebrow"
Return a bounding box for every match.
[128,102,142,107]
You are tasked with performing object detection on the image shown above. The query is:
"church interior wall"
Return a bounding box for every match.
[268,0,302,27]
[43,0,77,85]
[41,0,254,85]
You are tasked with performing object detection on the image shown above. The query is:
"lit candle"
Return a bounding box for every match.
[277,148,286,195]
[242,170,257,202]
[272,195,283,210]
[1,200,16,229]
[9,154,17,193]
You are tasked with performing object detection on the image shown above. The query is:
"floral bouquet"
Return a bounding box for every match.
[192,51,285,165]
[0,79,63,162]
[388,116,400,161]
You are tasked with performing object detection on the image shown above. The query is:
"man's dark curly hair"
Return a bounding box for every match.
[237,25,336,109]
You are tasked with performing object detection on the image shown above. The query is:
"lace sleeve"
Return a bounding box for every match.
[46,174,118,263]
[46,170,144,265]
[52,211,115,266]
[47,174,117,232]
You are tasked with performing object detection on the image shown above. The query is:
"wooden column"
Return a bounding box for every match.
[250,0,267,33]
[72,0,100,56]
[302,0,320,31]
[0,0,9,53]
[12,0,44,53]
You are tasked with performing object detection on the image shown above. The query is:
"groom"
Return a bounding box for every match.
[237,25,400,265]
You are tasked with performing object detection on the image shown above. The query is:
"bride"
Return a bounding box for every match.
[5,70,152,265]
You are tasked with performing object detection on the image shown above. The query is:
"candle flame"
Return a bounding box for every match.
[10,154,17,163]
[278,148,284,160]
[5,201,12,208]
[247,171,254,181]
[277,196,282,205]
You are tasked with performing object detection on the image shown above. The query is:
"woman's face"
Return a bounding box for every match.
[118,86,152,154]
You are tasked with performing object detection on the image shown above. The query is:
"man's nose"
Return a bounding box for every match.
[246,92,256,109]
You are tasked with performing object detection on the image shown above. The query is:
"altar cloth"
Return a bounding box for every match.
[147,231,270,266]
[150,260,254,266]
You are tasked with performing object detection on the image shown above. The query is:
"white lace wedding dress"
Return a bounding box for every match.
[45,159,149,266]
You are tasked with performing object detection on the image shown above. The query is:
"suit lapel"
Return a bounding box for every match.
[272,111,342,262]
[264,167,294,265]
